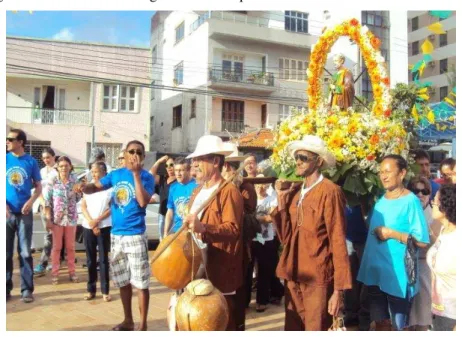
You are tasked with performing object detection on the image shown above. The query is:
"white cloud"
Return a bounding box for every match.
[52,28,74,41]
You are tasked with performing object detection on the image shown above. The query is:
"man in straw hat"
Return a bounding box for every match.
[222,142,258,330]
[272,135,352,331]
[184,135,244,331]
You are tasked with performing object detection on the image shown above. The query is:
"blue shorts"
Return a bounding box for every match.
[368,285,413,330]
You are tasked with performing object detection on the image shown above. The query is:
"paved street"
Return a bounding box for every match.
[6,252,285,331]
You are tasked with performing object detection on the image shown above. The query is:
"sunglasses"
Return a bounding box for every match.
[412,188,430,196]
[118,157,124,160]
[294,153,318,163]
[127,149,143,156]
[6,137,17,142]
[166,163,174,168]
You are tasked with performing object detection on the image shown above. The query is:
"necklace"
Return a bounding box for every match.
[386,187,405,199]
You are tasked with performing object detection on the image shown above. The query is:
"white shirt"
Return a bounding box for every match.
[299,174,324,205]
[190,182,220,219]
[254,193,277,243]
[82,189,112,229]
[40,166,57,188]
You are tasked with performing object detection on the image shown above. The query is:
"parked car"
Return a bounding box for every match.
[31,169,160,251]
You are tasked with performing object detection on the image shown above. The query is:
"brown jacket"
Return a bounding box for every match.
[189,179,244,293]
[240,182,257,214]
[272,178,352,290]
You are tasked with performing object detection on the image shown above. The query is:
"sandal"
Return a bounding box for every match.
[51,277,59,285]
[69,274,79,283]
[84,292,96,301]
[103,294,112,302]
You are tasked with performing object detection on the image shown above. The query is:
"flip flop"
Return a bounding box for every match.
[103,294,112,302]
[112,324,134,331]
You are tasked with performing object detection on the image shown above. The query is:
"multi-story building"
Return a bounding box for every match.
[407,11,456,103]
[6,36,151,168]
[150,11,318,153]
[150,10,409,153]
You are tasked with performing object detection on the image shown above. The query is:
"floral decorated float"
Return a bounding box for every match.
[270,18,413,207]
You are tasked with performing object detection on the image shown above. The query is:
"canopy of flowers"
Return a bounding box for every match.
[270,19,412,203]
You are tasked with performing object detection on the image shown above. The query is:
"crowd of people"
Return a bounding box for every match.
[6,127,457,331]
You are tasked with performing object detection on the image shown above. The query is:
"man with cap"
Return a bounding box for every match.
[222,143,257,330]
[184,135,244,331]
[272,135,352,331]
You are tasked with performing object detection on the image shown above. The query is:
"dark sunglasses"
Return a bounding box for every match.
[166,163,174,168]
[6,137,17,142]
[118,157,124,160]
[412,188,430,196]
[294,153,318,163]
[127,149,143,156]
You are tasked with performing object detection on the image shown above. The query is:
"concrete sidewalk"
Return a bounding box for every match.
[6,252,285,331]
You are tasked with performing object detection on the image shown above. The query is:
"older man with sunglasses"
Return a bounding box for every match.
[184,135,244,331]
[271,135,352,331]
[76,140,154,331]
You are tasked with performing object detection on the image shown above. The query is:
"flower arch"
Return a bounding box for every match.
[307,18,392,117]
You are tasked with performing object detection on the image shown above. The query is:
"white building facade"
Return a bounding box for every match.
[150,11,409,153]
[6,37,151,168]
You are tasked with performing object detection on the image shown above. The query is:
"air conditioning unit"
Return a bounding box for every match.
[428,61,436,67]
[429,34,436,41]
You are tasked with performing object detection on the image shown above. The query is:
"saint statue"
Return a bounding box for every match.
[329,54,355,110]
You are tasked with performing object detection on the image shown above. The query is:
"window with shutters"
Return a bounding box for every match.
[102,84,138,113]
[439,33,448,47]
[440,59,448,74]
[279,58,308,81]
[173,105,183,129]
[190,98,196,119]
[175,22,185,44]
[222,100,244,133]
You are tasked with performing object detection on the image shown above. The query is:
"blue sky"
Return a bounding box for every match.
[6,11,155,47]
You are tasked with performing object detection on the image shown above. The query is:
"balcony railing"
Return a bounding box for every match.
[6,106,91,126]
[209,68,275,87]
[222,119,245,133]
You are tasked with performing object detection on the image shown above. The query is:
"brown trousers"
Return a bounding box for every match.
[225,294,237,331]
[284,280,334,331]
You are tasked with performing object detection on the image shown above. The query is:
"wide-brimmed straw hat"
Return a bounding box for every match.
[287,135,336,170]
[224,142,247,162]
[186,135,233,159]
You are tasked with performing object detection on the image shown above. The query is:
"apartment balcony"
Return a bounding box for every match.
[208,67,275,93]
[222,119,245,133]
[6,106,91,126]
[207,11,317,49]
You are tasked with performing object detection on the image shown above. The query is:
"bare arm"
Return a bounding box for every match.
[80,180,106,195]
[133,172,151,208]
[164,209,174,237]
[21,181,42,215]
[150,155,169,185]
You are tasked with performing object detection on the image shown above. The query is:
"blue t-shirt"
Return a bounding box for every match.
[167,179,198,233]
[6,152,41,213]
[345,205,368,244]
[99,168,155,236]
[357,193,430,299]
[430,180,440,201]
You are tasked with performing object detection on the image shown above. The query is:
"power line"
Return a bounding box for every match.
[7,64,310,105]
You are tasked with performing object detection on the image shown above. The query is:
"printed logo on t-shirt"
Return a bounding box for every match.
[113,181,135,213]
[175,196,190,219]
[6,167,28,189]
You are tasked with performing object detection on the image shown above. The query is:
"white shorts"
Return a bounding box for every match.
[110,233,150,290]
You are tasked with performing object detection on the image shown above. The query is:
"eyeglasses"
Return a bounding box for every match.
[294,153,318,163]
[127,149,143,156]
[118,157,124,160]
[166,163,174,168]
[6,137,17,142]
[411,188,430,196]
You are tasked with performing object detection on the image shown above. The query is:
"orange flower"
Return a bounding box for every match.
[384,109,392,118]
[350,18,359,26]
[370,135,380,145]
[367,60,378,69]
[370,37,381,49]
[371,73,381,83]
[366,154,376,161]
[381,127,388,133]
[382,77,390,86]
